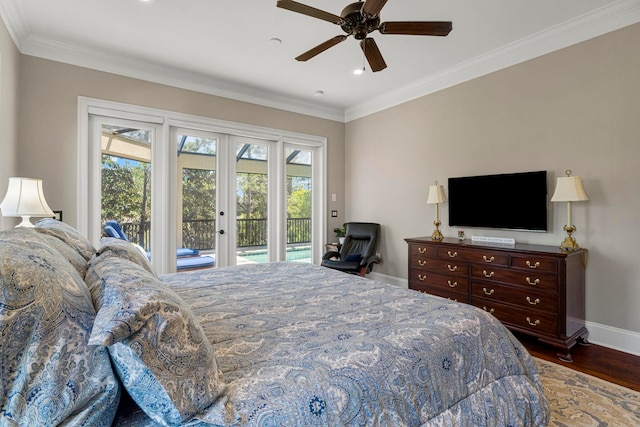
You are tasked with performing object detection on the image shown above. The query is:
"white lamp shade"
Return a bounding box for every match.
[427,184,447,204]
[0,177,55,218]
[550,176,589,202]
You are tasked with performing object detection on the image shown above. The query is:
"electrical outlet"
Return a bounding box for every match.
[331,210,338,217]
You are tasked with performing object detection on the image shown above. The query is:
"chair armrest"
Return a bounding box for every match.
[322,251,341,260]
[360,255,382,274]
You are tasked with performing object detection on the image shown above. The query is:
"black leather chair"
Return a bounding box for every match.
[321,222,381,276]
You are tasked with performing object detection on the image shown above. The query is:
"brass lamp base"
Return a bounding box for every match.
[559,225,581,252]
[431,220,444,242]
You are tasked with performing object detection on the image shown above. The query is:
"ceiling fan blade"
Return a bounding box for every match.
[360,38,387,72]
[277,0,343,25]
[380,21,453,36]
[296,35,348,61]
[362,0,389,17]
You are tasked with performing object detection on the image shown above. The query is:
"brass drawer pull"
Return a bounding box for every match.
[526,296,541,305]
[483,270,494,278]
[448,265,458,272]
[526,277,540,286]
[526,317,541,327]
[483,255,495,263]
[418,259,427,266]
[418,247,427,254]
[418,274,427,281]
[483,306,495,314]
[483,287,495,296]
[447,280,458,288]
[526,261,541,269]
[447,251,458,258]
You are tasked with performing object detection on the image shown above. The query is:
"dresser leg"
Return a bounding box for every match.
[557,351,573,363]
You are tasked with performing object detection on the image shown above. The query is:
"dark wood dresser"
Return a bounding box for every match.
[405,236,589,361]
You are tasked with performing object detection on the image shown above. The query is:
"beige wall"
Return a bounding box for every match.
[345,23,640,334]
[0,16,19,226]
[16,56,346,238]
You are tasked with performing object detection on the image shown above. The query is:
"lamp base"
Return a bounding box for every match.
[559,225,581,252]
[16,215,35,228]
[431,220,444,242]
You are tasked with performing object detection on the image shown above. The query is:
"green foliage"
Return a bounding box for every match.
[182,168,216,220]
[101,155,147,223]
[288,186,311,218]
[334,223,347,238]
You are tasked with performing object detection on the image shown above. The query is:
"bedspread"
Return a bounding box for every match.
[114,262,549,426]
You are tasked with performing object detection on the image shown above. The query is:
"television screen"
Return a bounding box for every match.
[448,171,548,232]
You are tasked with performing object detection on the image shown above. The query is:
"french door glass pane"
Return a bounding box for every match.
[100,125,152,255]
[236,142,268,264]
[177,133,217,269]
[286,147,312,263]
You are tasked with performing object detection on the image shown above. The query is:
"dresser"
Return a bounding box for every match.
[405,236,588,361]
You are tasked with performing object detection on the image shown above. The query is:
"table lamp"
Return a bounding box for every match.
[427,180,447,241]
[0,177,55,227]
[550,170,589,252]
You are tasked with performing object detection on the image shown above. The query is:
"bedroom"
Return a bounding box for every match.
[1,0,639,395]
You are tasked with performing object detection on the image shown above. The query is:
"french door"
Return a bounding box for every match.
[81,99,325,274]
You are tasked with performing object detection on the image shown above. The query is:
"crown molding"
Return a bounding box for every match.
[3,0,639,124]
[344,0,640,122]
[17,34,346,123]
[0,0,30,50]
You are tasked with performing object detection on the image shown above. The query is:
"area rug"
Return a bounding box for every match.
[536,358,640,426]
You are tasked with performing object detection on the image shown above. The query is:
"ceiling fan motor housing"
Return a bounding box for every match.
[341,2,380,39]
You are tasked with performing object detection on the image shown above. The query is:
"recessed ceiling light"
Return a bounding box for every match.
[353,68,364,75]
[314,90,324,97]
[269,38,283,45]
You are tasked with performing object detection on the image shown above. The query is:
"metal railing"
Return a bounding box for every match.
[120,218,311,251]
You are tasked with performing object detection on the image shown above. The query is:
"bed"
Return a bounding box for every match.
[0,220,549,426]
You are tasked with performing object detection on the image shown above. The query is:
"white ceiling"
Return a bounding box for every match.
[2,0,639,121]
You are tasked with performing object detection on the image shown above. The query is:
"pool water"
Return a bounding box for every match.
[238,246,311,264]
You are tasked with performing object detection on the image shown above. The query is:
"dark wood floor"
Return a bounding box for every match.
[515,332,640,392]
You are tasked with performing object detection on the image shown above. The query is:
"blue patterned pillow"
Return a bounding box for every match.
[86,253,225,426]
[98,237,157,277]
[0,230,120,426]
[35,218,96,262]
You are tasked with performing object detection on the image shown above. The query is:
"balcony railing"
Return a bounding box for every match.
[121,218,311,251]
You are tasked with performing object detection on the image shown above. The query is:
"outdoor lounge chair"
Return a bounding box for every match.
[103,220,215,270]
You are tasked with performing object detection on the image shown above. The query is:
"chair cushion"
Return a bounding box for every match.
[344,253,362,262]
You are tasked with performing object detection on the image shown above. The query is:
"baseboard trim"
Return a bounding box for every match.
[585,321,640,357]
[367,273,640,357]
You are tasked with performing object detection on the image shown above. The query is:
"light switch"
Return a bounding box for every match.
[331,193,337,202]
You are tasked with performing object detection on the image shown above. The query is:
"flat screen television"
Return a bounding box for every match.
[448,170,548,232]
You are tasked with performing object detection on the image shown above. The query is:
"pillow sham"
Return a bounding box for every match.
[86,253,225,426]
[35,218,96,262]
[98,237,157,277]
[0,231,120,426]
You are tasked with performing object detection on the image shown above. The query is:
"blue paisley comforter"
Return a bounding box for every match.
[114,262,549,426]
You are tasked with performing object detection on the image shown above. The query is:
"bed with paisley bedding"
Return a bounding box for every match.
[0,221,549,426]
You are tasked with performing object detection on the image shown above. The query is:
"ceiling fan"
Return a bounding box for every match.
[276,0,452,72]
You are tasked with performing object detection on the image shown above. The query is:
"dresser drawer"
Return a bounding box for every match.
[510,255,558,273]
[409,243,437,257]
[437,247,509,267]
[410,282,469,303]
[470,281,556,314]
[411,255,468,276]
[410,270,469,294]
[472,298,557,336]
[470,264,557,292]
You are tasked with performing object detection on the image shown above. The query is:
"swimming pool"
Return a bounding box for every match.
[238,246,311,264]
